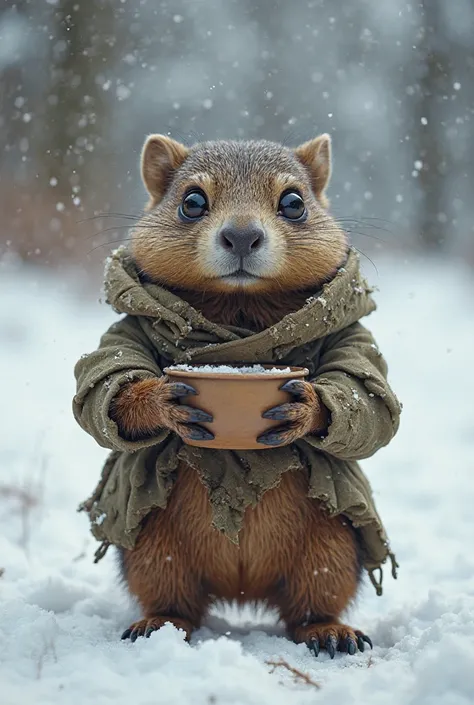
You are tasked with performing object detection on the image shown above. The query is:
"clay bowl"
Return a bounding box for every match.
[164,364,309,450]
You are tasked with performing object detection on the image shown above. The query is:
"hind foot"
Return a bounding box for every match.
[121,616,194,642]
[293,622,372,659]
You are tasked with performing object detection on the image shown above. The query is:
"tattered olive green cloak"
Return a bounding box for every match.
[74,246,401,594]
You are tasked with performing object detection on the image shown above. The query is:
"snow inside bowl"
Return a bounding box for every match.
[164,363,309,450]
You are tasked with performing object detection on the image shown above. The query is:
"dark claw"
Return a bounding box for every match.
[308,637,320,657]
[326,635,337,659]
[121,628,132,641]
[130,628,140,643]
[280,379,306,396]
[180,405,213,423]
[357,635,365,652]
[346,637,357,655]
[185,425,215,441]
[262,403,293,421]
[362,634,373,650]
[168,382,197,398]
[145,626,157,638]
[256,429,286,446]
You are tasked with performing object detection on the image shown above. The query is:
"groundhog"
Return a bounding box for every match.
[74,134,400,658]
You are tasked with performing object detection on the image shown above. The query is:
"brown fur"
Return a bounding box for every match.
[174,287,313,332]
[132,137,347,298]
[121,466,362,647]
[113,135,368,654]
[110,377,200,441]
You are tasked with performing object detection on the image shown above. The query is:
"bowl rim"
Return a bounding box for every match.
[164,364,309,381]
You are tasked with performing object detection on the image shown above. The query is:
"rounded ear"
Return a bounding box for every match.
[141,134,189,207]
[294,134,332,206]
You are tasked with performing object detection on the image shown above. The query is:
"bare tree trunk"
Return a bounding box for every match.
[39,0,117,256]
[0,1,120,265]
[416,0,451,249]
[0,2,38,258]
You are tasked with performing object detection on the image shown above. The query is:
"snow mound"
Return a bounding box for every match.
[1,257,474,704]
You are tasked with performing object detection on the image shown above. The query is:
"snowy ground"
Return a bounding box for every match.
[1,254,473,705]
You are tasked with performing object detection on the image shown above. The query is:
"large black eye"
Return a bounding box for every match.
[278,191,306,220]
[179,190,208,221]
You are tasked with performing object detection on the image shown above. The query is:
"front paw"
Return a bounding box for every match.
[111,378,214,441]
[162,381,215,441]
[257,379,327,447]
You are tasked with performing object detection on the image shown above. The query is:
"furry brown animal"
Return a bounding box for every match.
[109,133,375,657]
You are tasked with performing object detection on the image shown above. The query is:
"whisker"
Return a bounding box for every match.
[85,224,137,240]
[77,212,143,224]
[86,237,138,255]
[332,215,396,233]
[286,226,386,246]
[350,216,395,226]
[334,219,394,236]
[295,222,388,245]
[332,213,396,225]
[351,247,379,276]
[342,229,387,244]
[85,221,168,240]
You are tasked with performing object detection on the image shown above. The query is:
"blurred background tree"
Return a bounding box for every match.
[1,0,473,278]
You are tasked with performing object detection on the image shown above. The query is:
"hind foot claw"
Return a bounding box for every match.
[121,616,194,643]
[293,623,372,659]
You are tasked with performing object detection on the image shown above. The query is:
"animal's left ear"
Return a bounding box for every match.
[294,134,332,207]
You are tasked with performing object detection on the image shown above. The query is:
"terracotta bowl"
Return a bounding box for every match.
[164,364,309,450]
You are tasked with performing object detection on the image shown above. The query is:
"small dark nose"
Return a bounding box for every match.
[218,226,265,257]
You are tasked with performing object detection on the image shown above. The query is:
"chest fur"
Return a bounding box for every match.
[130,462,337,601]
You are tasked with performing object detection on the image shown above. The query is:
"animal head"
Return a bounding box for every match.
[132,135,347,294]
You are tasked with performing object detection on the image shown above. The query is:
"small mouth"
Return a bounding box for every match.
[218,269,263,286]
[224,269,259,280]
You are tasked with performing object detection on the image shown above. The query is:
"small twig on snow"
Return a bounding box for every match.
[36,635,58,680]
[266,658,321,689]
[0,484,39,549]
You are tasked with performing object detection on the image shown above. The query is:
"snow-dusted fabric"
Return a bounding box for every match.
[74,246,401,593]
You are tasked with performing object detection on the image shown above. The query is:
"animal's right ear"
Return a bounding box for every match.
[294,134,332,208]
[141,134,189,208]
